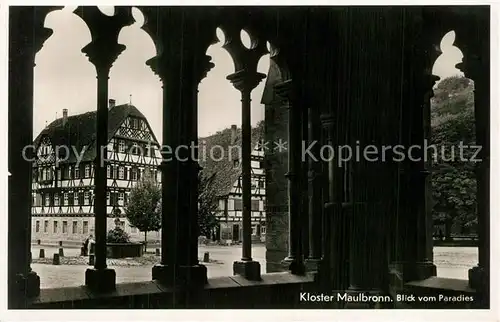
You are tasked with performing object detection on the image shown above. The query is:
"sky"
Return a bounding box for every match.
[33,6,463,140]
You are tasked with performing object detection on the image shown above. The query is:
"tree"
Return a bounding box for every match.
[198,171,219,238]
[430,75,477,237]
[124,169,161,250]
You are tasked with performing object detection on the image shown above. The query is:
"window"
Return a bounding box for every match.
[234,199,243,211]
[54,193,59,206]
[68,165,73,179]
[119,192,124,205]
[252,225,257,236]
[131,168,137,181]
[45,194,50,206]
[251,200,260,211]
[106,192,110,205]
[44,221,49,233]
[84,191,90,205]
[74,192,79,206]
[85,164,90,178]
[53,221,58,233]
[75,166,80,179]
[64,193,68,205]
[107,165,111,178]
[119,140,125,153]
[62,221,68,233]
[113,166,117,179]
[261,226,266,235]
[259,180,265,188]
[118,166,124,179]
[57,168,61,180]
[83,221,89,234]
[35,220,40,233]
[72,221,78,234]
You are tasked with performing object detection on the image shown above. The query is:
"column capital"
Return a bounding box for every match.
[75,6,133,73]
[197,55,215,84]
[82,42,126,76]
[226,70,266,93]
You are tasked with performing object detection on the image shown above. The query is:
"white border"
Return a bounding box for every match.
[0,1,498,321]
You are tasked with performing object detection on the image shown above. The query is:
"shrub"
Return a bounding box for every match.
[107,227,131,243]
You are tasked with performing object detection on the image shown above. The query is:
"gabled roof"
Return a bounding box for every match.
[33,104,153,164]
[198,122,264,198]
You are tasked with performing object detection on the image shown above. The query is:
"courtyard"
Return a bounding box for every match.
[31,244,477,289]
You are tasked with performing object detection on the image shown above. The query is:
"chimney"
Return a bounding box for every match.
[62,109,68,126]
[109,99,116,109]
[230,125,237,145]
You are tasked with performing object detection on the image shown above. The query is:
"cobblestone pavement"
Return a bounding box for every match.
[32,244,266,289]
[31,245,475,289]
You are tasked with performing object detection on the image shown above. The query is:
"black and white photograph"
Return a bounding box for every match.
[1,2,498,320]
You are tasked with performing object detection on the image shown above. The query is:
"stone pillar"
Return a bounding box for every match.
[306,106,323,269]
[8,7,59,307]
[76,7,134,292]
[390,34,438,284]
[149,52,211,287]
[276,80,306,275]
[228,70,266,280]
[263,62,289,272]
[460,33,490,307]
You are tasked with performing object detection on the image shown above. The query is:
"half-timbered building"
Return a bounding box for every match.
[31,99,162,243]
[199,122,266,243]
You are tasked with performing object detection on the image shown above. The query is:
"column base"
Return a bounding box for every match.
[152,264,208,287]
[85,268,116,293]
[16,270,40,298]
[305,258,321,272]
[468,265,486,290]
[233,260,261,281]
[281,257,306,275]
[390,261,437,287]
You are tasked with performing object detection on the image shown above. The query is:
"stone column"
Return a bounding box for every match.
[8,7,57,307]
[228,70,266,280]
[276,80,306,275]
[461,35,490,307]
[390,38,438,284]
[149,53,211,287]
[306,106,323,269]
[76,7,134,292]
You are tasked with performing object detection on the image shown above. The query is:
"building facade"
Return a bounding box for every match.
[31,100,162,244]
[200,123,266,243]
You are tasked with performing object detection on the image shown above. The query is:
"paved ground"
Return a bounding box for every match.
[31,245,476,289]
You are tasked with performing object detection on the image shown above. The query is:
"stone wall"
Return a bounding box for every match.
[263,62,289,272]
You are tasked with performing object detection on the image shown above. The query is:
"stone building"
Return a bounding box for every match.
[199,123,266,243]
[8,6,490,310]
[31,100,162,244]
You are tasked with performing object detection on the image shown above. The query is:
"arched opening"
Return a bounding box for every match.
[429,30,478,279]
[31,6,163,288]
[196,26,269,276]
[109,6,163,249]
